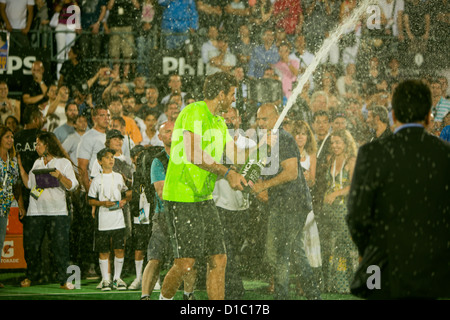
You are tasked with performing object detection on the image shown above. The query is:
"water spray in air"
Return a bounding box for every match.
[273,0,372,131]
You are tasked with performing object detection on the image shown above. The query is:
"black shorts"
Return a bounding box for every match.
[94,228,126,253]
[164,200,227,259]
[132,223,151,251]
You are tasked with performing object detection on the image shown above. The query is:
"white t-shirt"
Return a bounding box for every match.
[213,133,256,211]
[88,172,127,231]
[0,0,35,30]
[76,128,106,175]
[27,157,78,216]
[206,49,237,76]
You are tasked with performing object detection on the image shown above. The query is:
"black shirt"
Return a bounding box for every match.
[263,128,312,214]
[14,128,43,173]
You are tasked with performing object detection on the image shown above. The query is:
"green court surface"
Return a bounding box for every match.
[0,271,360,300]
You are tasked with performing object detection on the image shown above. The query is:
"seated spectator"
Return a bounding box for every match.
[110,116,135,163]
[62,114,88,165]
[136,84,163,119]
[359,56,389,107]
[223,0,250,39]
[159,0,199,50]
[336,63,360,101]
[289,34,315,91]
[201,25,219,65]
[384,56,403,91]
[160,74,187,108]
[53,101,79,143]
[22,60,49,109]
[140,109,163,147]
[274,27,287,48]
[108,96,143,145]
[43,85,70,132]
[86,65,114,105]
[248,28,279,79]
[430,78,450,127]
[197,0,223,31]
[272,0,303,36]
[123,94,146,134]
[272,41,299,99]
[231,24,254,73]
[131,74,147,109]
[248,0,273,39]
[310,91,329,114]
[156,97,181,128]
[206,34,237,76]
[365,104,392,142]
[331,111,348,132]
[4,115,21,134]
[317,68,340,110]
[438,112,450,142]
[337,99,364,144]
[0,81,21,124]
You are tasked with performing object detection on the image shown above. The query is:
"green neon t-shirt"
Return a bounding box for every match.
[162,101,233,202]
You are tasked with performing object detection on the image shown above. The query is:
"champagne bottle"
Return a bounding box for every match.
[239,158,265,193]
[239,132,268,193]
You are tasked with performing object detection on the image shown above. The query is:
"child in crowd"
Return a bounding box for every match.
[88,148,132,291]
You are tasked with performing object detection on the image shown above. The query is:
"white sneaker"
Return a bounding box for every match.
[101,280,113,291]
[154,278,161,290]
[113,278,127,290]
[128,278,142,290]
[96,280,103,289]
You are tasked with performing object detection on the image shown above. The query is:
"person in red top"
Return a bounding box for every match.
[272,0,304,35]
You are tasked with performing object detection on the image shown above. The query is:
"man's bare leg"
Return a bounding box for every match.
[160,257,195,299]
[206,254,227,300]
[141,260,161,298]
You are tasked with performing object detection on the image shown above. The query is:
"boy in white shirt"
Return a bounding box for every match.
[88,148,132,291]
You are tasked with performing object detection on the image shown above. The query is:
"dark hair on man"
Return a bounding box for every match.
[312,110,330,122]
[203,72,238,100]
[392,80,432,123]
[23,106,42,124]
[111,116,126,128]
[92,104,108,117]
[65,100,78,113]
[368,105,390,125]
[143,109,160,120]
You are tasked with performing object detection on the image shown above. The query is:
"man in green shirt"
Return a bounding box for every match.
[160,72,248,300]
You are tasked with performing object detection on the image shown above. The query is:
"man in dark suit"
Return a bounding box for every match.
[346,80,450,300]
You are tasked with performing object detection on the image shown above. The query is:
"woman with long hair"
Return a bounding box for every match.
[0,126,23,288]
[320,129,358,294]
[292,120,318,188]
[17,131,79,289]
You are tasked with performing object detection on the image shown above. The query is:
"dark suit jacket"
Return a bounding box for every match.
[347,126,450,299]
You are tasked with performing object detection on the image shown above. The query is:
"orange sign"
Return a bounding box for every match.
[0,234,27,269]
[6,207,23,235]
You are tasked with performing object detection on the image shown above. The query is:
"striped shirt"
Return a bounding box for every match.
[433,97,450,122]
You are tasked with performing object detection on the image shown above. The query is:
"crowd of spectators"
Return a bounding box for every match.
[0,0,449,296]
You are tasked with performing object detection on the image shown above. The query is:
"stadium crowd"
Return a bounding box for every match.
[0,0,449,298]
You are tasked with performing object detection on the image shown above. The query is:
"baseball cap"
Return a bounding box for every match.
[106,129,124,140]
